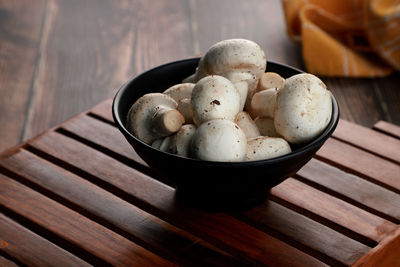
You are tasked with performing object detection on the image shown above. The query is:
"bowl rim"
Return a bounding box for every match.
[112,58,340,167]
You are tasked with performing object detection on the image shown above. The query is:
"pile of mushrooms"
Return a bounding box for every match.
[126,39,332,162]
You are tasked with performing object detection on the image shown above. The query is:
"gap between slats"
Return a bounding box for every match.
[0,212,91,267]
[0,205,108,266]
[13,145,352,266]
[88,101,400,198]
[293,175,400,224]
[0,152,240,267]
[0,248,26,267]
[0,173,175,267]
[58,114,400,228]
[331,120,400,165]
[29,115,397,249]
[55,127,174,187]
[231,200,371,266]
[23,131,329,266]
[373,121,400,140]
[15,102,400,266]
[21,133,384,266]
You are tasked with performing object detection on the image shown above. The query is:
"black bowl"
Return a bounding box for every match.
[113,58,339,207]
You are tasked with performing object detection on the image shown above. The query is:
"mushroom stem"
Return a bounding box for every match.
[151,107,184,136]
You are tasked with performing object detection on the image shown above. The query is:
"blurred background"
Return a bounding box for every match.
[0,0,399,152]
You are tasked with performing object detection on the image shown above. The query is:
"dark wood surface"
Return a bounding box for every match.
[1,99,400,266]
[0,0,399,152]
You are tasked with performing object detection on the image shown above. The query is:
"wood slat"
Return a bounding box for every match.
[60,114,146,166]
[316,138,400,193]
[353,227,400,267]
[271,178,397,244]
[60,114,377,264]
[0,213,90,267]
[297,159,400,222]
[0,255,18,267]
[89,99,114,123]
[373,120,400,139]
[237,200,370,266]
[0,0,46,151]
[333,119,400,164]
[28,131,326,267]
[0,173,175,267]
[0,149,239,266]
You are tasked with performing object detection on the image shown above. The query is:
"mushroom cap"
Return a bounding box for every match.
[191,119,247,162]
[202,39,266,78]
[249,88,278,119]
[191,75,241,126]
[175,124,197,157]
[126,93,178,144]
[274,73,332,144]
[200,39,267,109]
[245,136,291,161]
[177,98,194,124]
[163,83,195,102]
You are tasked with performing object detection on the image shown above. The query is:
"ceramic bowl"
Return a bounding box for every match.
[113,58,339,207]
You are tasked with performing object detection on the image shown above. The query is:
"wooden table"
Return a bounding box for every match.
[1,99,400,266]
[1,1,400,266]
[0,0,399,152]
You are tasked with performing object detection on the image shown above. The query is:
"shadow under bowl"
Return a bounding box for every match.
[113,58,339,208]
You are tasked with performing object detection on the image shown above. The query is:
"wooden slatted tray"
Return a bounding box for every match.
[1,99,400,267]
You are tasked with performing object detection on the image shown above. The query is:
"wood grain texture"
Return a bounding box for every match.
[323,78,389,127]
[0,255,18,267]
[316,138,400,193]
[188,0,302,68]
[0,173,175,267]
[0,213,90,267]
[1,0,400,151]
[353,227,400,267]
[297,159,400,223]
[333,119,400,164]
[271,178,397,245]
[28,131,325,267]
[0,149,239,266]
[373,120,400,139]
[60,114,146,166]
[89,99,114,123]
[0,0,46,151]
[237,200,370,266]
[22,0,192,142]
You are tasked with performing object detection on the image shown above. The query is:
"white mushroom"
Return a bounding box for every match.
[155,124,197,157]
[159,135,175,153]
[172,124,197,157]
[191,119,247,162]
[254,117,280,137]
[245,136,291,161]
[257,72,285,92]
[184,39,266,110]
[274,73,332,144]
[191,75,241,126]
[249,88,278,119]
[126,93,185,144]
[163,83,195,102]
[177,98,194,124]
[151,138,163,149]
[234,111,260,139]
